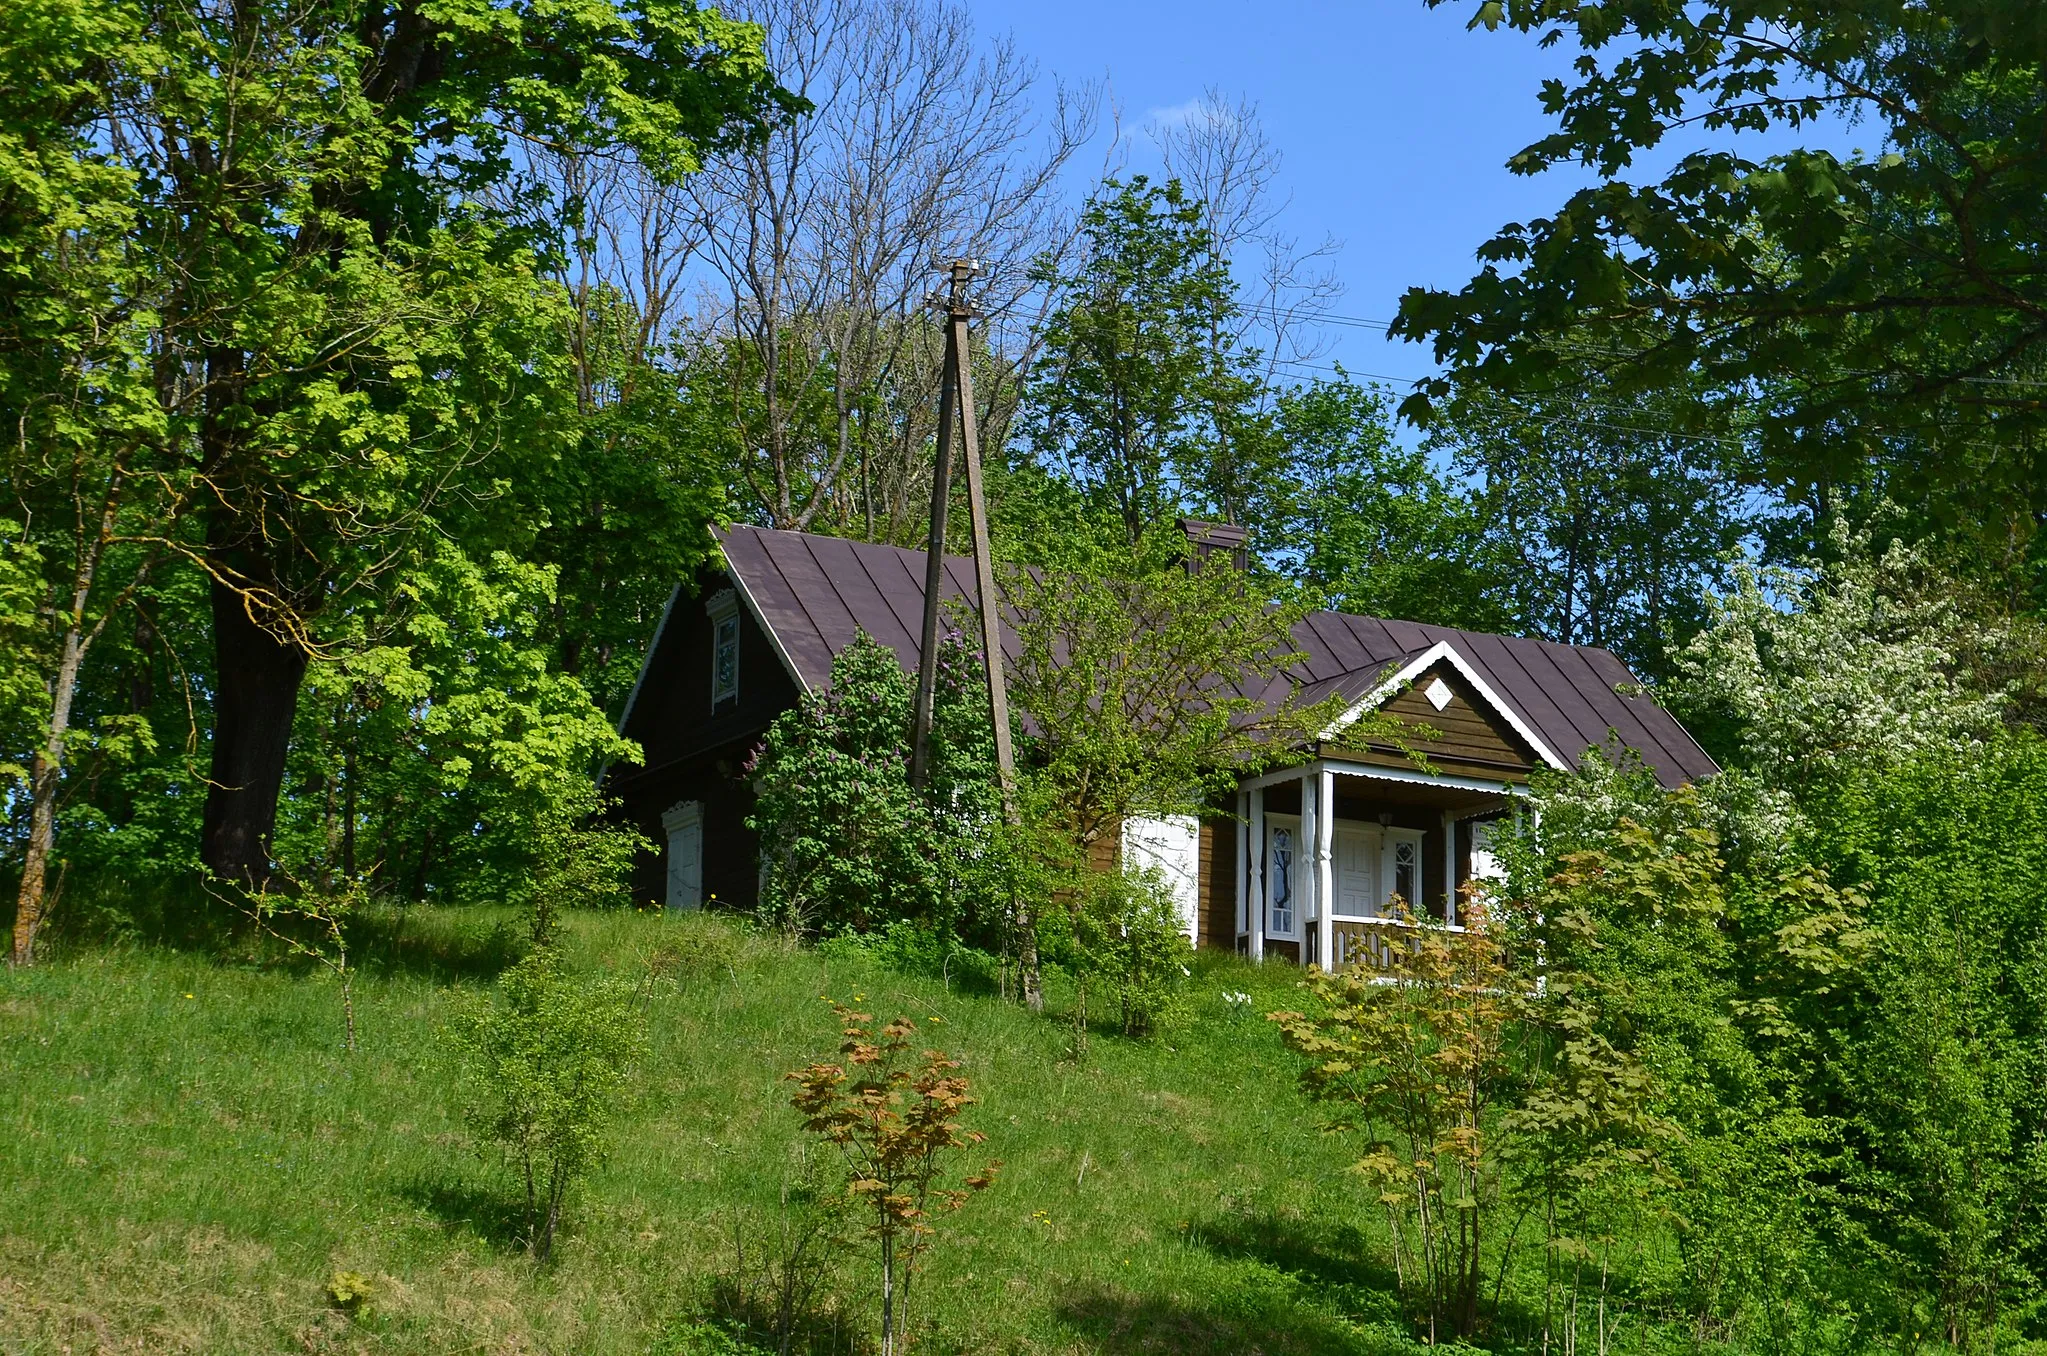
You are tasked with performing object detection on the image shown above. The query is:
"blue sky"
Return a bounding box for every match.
[966,0,1865,400]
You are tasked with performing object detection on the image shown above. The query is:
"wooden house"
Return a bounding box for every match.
[605,523,1717,963]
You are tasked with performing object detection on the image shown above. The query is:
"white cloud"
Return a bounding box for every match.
[1145,97,1237,132]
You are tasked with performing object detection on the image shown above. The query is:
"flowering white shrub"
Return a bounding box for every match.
[1667,523,2010,796]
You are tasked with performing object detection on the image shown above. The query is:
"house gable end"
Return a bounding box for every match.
[614,563,801,772]
[1320,639,1569,772]
[1325,660,1543,782]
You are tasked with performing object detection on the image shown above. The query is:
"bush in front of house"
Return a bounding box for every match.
[747,629,1003,942]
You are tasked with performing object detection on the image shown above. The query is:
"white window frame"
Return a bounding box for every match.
[707,589,740,708]
[1264,814,1300,940]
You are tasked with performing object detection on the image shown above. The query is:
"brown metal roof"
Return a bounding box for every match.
[718,525,1719,788]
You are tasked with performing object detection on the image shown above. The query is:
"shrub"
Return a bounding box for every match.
[224,876,364,1052]
[748,631,998,940]
[452,949,647,1260]
[787,1001,998,1356]
[1076,868,1192,1039]
[525,779,649,948]
[711,1145,854,1355]
[1269,902,1517,1343]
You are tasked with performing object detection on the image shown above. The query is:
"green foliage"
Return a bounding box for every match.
[1072,868,1195,1040]
[1276,378,1513,632]
[267,542,646,908]
[1005,534,1357,858]
[707,1143,855,1354]
[0,0,786,891]
[1270,903,1518,1342]
[326,1268,374,1314]
[1481,533,2047,1349]
[453,948,649,1262]
[1399,0,2047,592]
[525,783,652,949]
[0,524,46,789]
[1023,176,1281,542]
[1423,368,1756,678]
[1814,735,2047,1346]
[748,630,998,940]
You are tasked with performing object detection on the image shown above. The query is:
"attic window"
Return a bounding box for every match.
[708,589,740,708]
[1424,676,1454,711]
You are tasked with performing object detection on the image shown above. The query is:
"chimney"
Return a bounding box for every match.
[1177,518,1249,572]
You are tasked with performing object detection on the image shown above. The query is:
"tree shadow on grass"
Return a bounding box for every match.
[348,908,527,983]
[1054,1282,1418,1356]
[1192,1208,1401,1298]
[396,1175,532,1254]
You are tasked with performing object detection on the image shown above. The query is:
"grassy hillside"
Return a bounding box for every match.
[0,908,1428,1355]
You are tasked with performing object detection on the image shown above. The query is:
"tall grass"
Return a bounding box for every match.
[0,907,1422,1354]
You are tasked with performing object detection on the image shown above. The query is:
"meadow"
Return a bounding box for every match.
[0,907,1433,1355]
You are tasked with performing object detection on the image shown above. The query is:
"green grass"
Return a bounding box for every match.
[0,907,1428,1355]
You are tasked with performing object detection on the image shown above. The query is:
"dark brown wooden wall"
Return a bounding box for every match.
[1330,661,1538,784]
[609,567,804,908]
[1199,815,1237,951]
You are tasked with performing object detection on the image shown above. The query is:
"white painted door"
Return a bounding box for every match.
[662,801,703,910]
[1123,814,1201,942]
[1333,825,1381,918]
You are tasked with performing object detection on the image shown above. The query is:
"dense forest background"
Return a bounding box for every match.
[16,0,2041,928]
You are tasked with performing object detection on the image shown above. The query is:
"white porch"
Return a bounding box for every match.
[1234,758,1517,969]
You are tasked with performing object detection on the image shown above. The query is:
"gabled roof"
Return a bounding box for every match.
[715,525,1718,789]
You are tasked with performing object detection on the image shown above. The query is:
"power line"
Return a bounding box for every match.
[1261,356,1755,449]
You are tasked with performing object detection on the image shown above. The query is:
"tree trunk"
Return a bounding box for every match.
[201,573,310,886]
[13,491,119,966]
[12,675,77,967]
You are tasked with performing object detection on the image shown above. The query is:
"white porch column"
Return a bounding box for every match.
[1442,810,1458,927]
[1248,785,1266,962]
[1314,766,1335,970]
[1235,789,1250,948]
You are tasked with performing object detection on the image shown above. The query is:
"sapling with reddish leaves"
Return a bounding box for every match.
[787,1001,998,1356]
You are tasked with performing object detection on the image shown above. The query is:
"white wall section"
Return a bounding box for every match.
[1122,814,1202,943]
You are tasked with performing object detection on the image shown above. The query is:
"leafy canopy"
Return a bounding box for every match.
[1397,0,2047,584]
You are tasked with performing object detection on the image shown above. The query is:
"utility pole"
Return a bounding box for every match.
[910,259,1016,804]
[909,259,1040,1011]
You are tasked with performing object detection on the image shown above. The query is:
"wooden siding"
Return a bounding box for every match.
[1198,814,1237,950]
[607,564,803,909]
[620,568,800,772]
[1378,662,1539,770]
